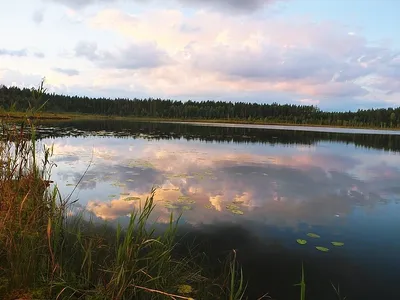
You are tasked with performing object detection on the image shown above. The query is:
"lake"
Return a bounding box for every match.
[36,120,400,300]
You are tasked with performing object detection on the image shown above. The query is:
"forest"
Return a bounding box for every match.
[0,84,399,128]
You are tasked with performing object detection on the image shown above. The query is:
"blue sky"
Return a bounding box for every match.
[0,0,399,111]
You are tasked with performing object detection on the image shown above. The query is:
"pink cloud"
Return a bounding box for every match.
[84,9,399,104]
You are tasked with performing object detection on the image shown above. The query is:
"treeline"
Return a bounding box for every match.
[0,85,399,128]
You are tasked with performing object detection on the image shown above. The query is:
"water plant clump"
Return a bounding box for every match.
[226,203,244,215]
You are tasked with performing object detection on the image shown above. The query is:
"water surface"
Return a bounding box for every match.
[37,120,400,300]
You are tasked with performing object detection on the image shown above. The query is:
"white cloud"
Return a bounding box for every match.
[1,1,398,110]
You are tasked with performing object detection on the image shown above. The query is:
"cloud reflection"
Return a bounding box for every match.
[46,136,400,227]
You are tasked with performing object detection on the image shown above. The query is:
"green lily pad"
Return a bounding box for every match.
[296,239,307,245]
[108,194,117,198]
[226,203,239,210]
[182,205,192,211]
[204,204,213,209]
[66,183,75,186]
[120,193,130,196]
[307,233,321,238]
[331,242,344,247]
[178,196,196,204]
[316,246,329,252]
[226,204,244,215]
[124,197,141,201]
[164,204,179,209]
[232,199,244,204]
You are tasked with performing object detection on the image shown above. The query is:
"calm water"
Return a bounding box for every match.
[36,120,400,300]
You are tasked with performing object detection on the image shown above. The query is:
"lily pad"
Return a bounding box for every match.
[126,179,135,182]
[296,239,307,245]
[124,197,141,201]
[164,204,179,209]
[307,233,321,238]
[316,246,329,252]
[232,199,244,204]
[66,183,75,186]
[204,204,213,209]
[182,205,192,211]
[178,196,196,204]
[226,204,244,215]
[120,193,130,196]
[226,203,239,211]
[108,194,117,198]
[331,242,344,247]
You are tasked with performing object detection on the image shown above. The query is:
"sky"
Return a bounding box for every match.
[0,0,399,111]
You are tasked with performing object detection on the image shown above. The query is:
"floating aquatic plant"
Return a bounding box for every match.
[178,195,196,204]
[296,239,307,245]
[316,246,329,252]
[164,203,179,209]
[123,196,141,201]
[232,198,244,204]
[331,242,344,247]
[111,182,126,187]
[307,233,321,238]
[226,203,244,215]
[204,204,213,209]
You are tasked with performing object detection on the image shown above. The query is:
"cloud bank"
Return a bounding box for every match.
[0,0,398,110]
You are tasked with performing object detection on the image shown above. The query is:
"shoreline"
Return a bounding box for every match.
[2,111,400,132]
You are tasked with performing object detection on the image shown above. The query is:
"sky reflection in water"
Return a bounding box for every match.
[38,122,400,300]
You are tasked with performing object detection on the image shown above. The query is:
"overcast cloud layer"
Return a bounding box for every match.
[0,0,399,111]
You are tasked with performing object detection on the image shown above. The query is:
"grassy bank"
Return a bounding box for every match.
[3,110,400,132]
[0,116,250,300]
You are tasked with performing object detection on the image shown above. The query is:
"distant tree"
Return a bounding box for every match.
[1,84,400,128]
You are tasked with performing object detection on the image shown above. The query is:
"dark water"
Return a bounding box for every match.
[36,120,400,300]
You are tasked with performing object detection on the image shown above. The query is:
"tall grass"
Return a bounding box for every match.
[0,80,247,300]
